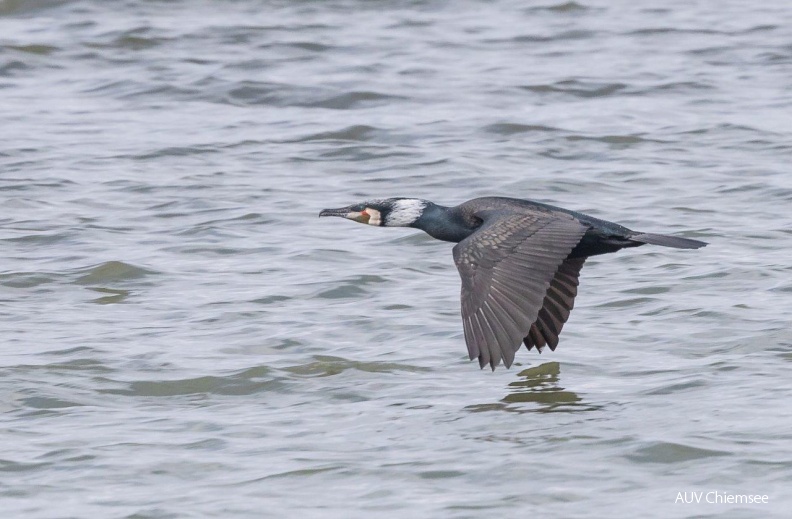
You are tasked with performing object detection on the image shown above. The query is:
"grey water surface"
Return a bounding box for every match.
[2,0,791,518]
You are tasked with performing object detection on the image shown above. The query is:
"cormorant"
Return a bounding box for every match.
[319,197,707,370]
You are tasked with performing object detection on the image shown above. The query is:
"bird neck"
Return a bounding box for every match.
[412,203,476,243]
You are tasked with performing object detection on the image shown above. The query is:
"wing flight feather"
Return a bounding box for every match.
[453,211,588,369]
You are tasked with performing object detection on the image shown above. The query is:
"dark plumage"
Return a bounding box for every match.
[319,196,707,370]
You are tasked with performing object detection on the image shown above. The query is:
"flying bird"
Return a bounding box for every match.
[319,197,706,370]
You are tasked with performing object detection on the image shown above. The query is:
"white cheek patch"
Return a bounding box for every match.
[386,199,426,226]
[366,208,382,226]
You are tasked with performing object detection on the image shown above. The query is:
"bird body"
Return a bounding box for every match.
[320,196,706,370]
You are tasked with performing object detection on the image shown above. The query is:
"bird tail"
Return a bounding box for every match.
[631,233,707,249]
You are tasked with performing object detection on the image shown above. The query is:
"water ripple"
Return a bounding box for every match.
[99,366,284,397]
[2,0,792,517]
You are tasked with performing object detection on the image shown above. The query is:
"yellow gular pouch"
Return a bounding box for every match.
[348,211,369,224]
[356,207,381,226]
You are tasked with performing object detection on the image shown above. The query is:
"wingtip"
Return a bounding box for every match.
[484,357,512,371]
[475,355,508,371]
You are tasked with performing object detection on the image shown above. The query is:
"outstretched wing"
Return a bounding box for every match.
[452,211,588,370]
[523,256,586,352]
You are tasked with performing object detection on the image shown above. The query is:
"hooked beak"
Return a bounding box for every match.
[319,207,350,218]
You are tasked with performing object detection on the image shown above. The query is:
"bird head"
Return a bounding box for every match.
[319,198,428,227]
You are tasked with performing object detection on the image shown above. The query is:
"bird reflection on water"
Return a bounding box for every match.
[467,362,603,414]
